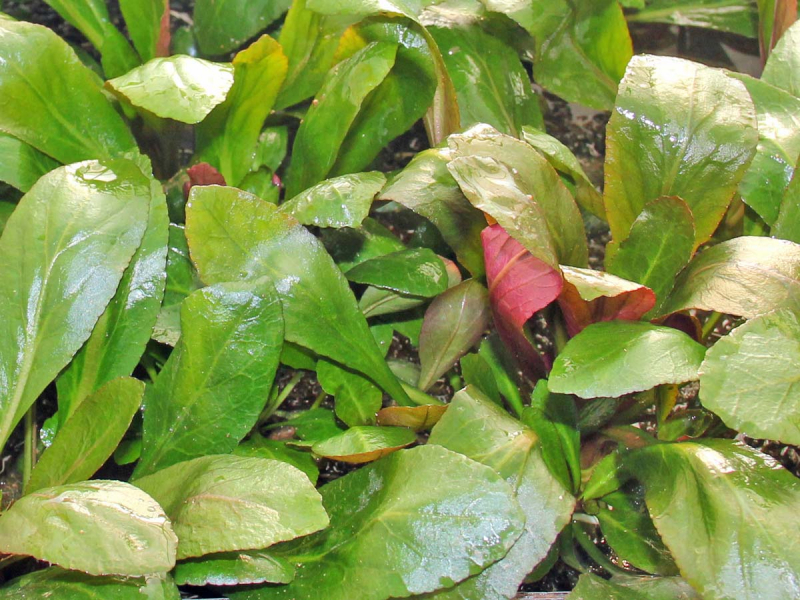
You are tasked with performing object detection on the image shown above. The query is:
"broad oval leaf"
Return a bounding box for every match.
[135,455,328,560]
[193,0,292,55]
[175,551,295,586]
[699,309,800,444]
[569,573,701,600]
[0,160,150,449]
[135,279,284,477]
[604,55,758,246]
[626,440,800,600]
[418,279,490,391]
[235,435,319,484]
[376,404,448,430]
[26,377,144,493]
[626,0,758,38]
[0,481,177,576]
[0,133,60,192]
[0,19,136,163]
[549,321,706,399]
[0,568,180,600]
[317,358,383,427]
[346,248,448,296]
[106,56,235,124]
[186,185,411,405]
[762,19,800,97]
[228,444,525,600]
[659,236,800,319]
[280,172,386,229]
[311,425,417,463]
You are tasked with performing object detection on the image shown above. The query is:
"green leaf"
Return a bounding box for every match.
[186,185,411,405]
[135,280,283,477]
[346,248,448,296]
[627,0,758,38]
[56,170,168,423]
[322,216,405,271]
[733,74,800,225]
[0,568,180,600]
[0,160,150,450]
[699,309,800,444]
[311,425,417,462]
[285,407,345,445]
[280,171,385,228]
[0,481,177,576]
[427,386,574,600]
[460,352,501,404]
[376,404,448,430]
[378,147,486,276]
[317,359,383,427]
[175,551,295,586]
[196,36,288,186]
[606,196,695,314]
[0,20,136,163]
[42,0,139,77]
[569,573,701,600]
[135,455,328,560]
[762,19,800,96]
[285,42,397,197]
[659,236,800,318]
[235,434,319,484]
[120,0,168,62]
[417,280,489,391]
[604,55,758,246]
[153,225,202,346]
[429,23,541,136]
[193,0,292,55]
[0,133,59,192]
[254,126,290,172]
[549,321,706,399]
[520,126,604,219]
[0,201,14,236]
[106,56,235,124]
[448,124,588,267]
[626,440,800,600]
[597,485,678,576]
[26,377,144,494]
[774,160,800,243]
[228,444,525,600]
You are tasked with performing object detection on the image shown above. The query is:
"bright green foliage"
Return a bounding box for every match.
[193,0,293,55]
[626,0,758,38]
[175,551,296,586]
[0,568,180,600]
[119,0,167,62]
[280,172,385,228]
[311,425,417,461]
[0,133,60,192]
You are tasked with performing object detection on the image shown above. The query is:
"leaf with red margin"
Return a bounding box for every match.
[183,163,226,200]
[557,266,655,336]
[482,224,563,379]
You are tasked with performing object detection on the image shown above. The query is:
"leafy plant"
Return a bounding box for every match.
[0,0,799,598]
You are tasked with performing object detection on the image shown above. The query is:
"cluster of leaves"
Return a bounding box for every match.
[0,0,799,598]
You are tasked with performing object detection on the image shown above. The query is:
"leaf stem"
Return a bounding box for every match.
[572,521,632,578]
[310,389,327,410]
[258,372,304,425]
[701,311,724,343]
[22,403,37,489]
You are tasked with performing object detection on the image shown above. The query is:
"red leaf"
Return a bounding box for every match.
[156,1,171,58]
[482,224,563,379]
[183,163,226,200]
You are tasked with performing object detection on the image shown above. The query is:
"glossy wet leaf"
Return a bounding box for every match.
[659,236,800,318]
[280,171,385,228]
[774,161,800,243]
[569,573,701,600]
[312,425,417,463]
[175,551,295,586]
[0,568,180,600]
[376,404,448,430]
[448,124,587,267]
[347,248,448,296]
[152,225,202,346]
[235,435,319,484]
[135,455,328,560]
[378,147,486,276]
[597,485,677,576]
[0,480,177,576]
[135,280,283,477]
[186,186,410,405]
[606,196,695,314]
[626,440,800,600]
[733,74,800,225]
[0,160,149,449]
[627,0,758,37]
[762,19,800,97]
[604,55,758,246]
[418,280,489,391]
[57,169,168,423]
[557,266,656,336]
[284,42,397,197]
[193,0,292,55]
[119,0,168,62]
[317,358,383,426]
[549,321,706,399]
[106,56,235,124]
[427,386,574,600]
[228,444,524,600]
[196,36,288,186]
[520,126,604,219]
[0,133,59,192]
[699,309,800,444]
[27,377,144,494]
[0,19,136,163]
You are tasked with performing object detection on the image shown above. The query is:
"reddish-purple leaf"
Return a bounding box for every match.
[557,266,656,336]
[183,163,226,200]
[482,224,563,378]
